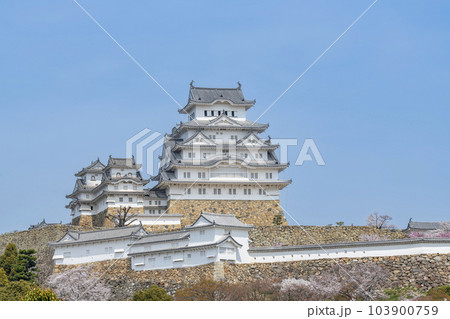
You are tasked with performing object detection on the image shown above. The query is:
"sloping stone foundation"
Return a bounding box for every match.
[72,207,146,228]
[250,226,407,247]
[166,199,287,226]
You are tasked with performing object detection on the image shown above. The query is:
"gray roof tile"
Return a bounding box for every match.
[50,225,146,245]
[187,212,254,229]
[407,220,445,231]
[133,231,190,245]
[187,83,254,105]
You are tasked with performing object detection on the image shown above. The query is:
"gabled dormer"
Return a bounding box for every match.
[187,212,254,230]
[75,158,105,177]
[181,131,216,146]
[207,113,242,127]
[237,132,266,147]
[58,230,79,242]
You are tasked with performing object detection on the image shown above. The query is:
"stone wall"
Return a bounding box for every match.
[142,225,182,233]
[53,259,216,300]
[0,224,98,284]
[71,207,146,228]
[53,253,450,300]
[167,199,287,226]
[250,226,407,247]
[71,215,94,228]
[223,255,449,291]
[72,199,288,228]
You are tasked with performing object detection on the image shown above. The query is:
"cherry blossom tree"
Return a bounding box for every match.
[366,213,396,229]
[276,278,323,301]
[360,234,388,242]
[310,262,390,300]
[46,266,111,301]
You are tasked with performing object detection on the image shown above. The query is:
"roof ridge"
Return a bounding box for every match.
[142,229,189,238]
[201,212,237,217]
[191,85,241,90]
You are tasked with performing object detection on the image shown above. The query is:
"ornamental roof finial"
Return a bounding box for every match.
[237,81,241,89]
[190,80,195,88]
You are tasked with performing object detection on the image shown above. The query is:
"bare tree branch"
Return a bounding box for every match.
[366,212,396,229]
[106,206,137,227]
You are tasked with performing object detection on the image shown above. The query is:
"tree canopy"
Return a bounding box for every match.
[0,243,38,282]
[0,243,18,277]
[132,285,173,301]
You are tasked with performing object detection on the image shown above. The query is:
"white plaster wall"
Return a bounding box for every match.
[53,238,133,265]
[168,184,280,200]
[85,173,102,187]
[130,238,190,254]
[189,227,216,243]
[132,247,219,271]
[110,168,137,178]
[129,215,181,226]
[190,104,247,121]
[248,242,450,264]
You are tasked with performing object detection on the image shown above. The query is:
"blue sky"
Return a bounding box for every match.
[1,0,449,234]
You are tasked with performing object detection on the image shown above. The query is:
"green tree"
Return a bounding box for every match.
[10,249,38,282]
[419,285,450,301]
[0,268,8,287]
[132,285,173,301]
[273,214,283,226]
[0,243,18,277]
[0,280,34,301]
[336,221,344,226]
[22,286,60,301]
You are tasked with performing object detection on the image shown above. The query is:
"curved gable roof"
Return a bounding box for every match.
[187,212,254,229]
[179,82,256,113]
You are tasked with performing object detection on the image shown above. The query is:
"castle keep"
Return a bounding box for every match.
[67,82,291,228]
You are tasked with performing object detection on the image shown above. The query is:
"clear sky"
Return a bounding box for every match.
[1,0,449,234]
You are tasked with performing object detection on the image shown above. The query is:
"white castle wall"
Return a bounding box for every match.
[52,238,134,265]
[248,241,450,264]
